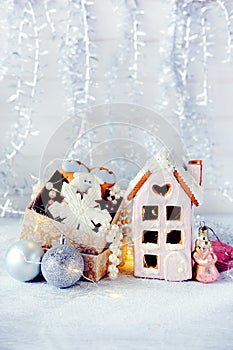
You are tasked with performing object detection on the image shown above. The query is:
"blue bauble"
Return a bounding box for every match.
[5,240,44,282]
[41,244,84,288]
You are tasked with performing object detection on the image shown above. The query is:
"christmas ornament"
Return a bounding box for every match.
[41,235,84,288]
[192,225,220,283]
[5,240,44,282]
[48,175,111,233]
[212,240,233,274]
[201,224,233,274]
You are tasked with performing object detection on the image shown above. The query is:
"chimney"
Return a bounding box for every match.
[187,160,202,185]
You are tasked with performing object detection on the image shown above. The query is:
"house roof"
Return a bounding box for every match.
[124,149,203,207]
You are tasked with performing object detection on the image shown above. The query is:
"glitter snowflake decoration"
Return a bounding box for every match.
[48,181,111,235]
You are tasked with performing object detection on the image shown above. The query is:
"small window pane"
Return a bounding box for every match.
[142,230,159,244]
[144,254,158,269]
[142,205,159,220]
[166,206,181,221]
[166,230,182,244]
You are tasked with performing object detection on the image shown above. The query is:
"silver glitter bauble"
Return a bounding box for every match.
[41,244,84,288]
[5,240,44,282]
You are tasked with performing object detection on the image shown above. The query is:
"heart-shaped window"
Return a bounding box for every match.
[152,184,172,197]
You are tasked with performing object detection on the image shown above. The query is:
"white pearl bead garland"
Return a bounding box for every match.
[45,182,53,191]
[107,224,123,280]
[49,190,57,199]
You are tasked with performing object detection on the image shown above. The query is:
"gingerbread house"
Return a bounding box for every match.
[124,151,203,281]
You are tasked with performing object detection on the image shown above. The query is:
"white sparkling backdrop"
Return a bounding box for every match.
[0,0,233,216]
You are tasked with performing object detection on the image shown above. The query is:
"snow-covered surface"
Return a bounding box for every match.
[0,217,232,350]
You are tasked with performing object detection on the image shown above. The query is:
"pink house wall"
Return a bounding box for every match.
[133,170,193,281]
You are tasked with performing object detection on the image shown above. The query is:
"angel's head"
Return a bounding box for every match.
[196,226,212,251]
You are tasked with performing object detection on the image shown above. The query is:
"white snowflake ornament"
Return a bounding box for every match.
[48,181,111,235]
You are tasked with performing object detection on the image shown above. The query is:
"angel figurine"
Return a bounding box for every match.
[192,225,220,283]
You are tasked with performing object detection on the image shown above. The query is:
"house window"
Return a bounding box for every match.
[143,254,158,269]
[142,205,159,220]
[166,230,182,245]
[166,206,181,221]
[142,230,159,244]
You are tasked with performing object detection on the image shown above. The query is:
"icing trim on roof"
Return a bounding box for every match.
[127,170,151,201]
[125,151,203,206]
[173,170,199,206]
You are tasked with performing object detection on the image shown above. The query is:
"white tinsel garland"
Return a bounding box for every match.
[0,0,13,81]
[124,0,145,102]
[59,0,97,164]
[43,0,57,38]
[105,0,145,104]
[0,1,55,216]
[0,2,41,216]
[158,0,233,198]
[158,0,233,238]
[59,0,96,115]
